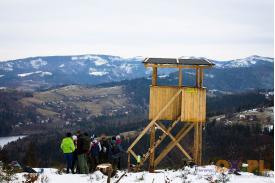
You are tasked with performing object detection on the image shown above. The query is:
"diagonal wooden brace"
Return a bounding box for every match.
[138,116,181,166]
[154,123,194,166]
[129,149,138,161]
[155,121,191,160]
[127,89,182,152]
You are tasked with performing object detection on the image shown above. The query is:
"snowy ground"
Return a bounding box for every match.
[12,165,273,183]
[0,136,26,148]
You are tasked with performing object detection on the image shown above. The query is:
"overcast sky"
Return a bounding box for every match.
[0,0,273,61]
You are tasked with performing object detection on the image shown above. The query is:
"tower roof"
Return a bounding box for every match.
[143,57,214,68]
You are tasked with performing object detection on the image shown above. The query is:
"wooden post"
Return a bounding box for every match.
[194,122,203,165]
[194,122,199,164]
[178,68,182,87]
[127,152,131,171]
[152,67,157,86]
[198,122,202,165]
[199,68,203,88]
[149,124,156,172]
[196,67,199,87]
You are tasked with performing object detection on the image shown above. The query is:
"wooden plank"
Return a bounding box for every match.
[127,153,131,171]
[193,122,199,163]
[178,68,182,87]
[149,124,156,172]
[199,68,204,87]
[181,88,206,122]
[196,67,199,87]
[144,64,213,69]
[149,86,181,120]
[129,149,138,160]
[154,123,194,166]
[128,89,182,152]
[199,122,203,165]
[156,122,192,160]
[152,67,157,86]
[139,116,181,166]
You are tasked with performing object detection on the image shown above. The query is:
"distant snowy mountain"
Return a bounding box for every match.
[212,55,273,68]
[0,54,273,91]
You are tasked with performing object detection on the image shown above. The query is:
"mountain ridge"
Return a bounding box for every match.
[0,54,273,91]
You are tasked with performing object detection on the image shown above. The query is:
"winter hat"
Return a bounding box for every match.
[116,135,121,140]
[72,135,77,140]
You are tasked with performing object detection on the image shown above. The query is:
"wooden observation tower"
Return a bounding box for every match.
[127,57,214,172]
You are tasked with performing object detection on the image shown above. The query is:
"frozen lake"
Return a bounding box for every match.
[0,135,26,147]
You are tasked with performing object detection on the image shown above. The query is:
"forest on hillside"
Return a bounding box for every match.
[0,89,273,170]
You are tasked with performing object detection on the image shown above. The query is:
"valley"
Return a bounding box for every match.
[0,54,273,171]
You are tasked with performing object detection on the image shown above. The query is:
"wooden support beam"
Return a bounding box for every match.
[198,122,203,165]
[178,68,182,87]
[127,153,131,171]
[149,124,156,172]
[193,122,199,163]
[194,122,203,165]
[199,69,204,88]
[196,67,199,87]
[155,123,194,166]
[144,64,213,69]
[138,116,181,167]
[155,122,191,159]
[152,67,157,86]
[129,149,138,160]
[127,89,182,152]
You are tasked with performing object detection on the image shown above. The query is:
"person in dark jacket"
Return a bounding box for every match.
[89,135,102,171]
[99,134,111,163]
[77,132,89,174]
[111,135,124,170]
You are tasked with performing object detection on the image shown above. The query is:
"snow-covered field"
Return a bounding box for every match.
[0,136,26,147]
[13,165,273,183]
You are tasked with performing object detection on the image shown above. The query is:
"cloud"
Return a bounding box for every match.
[0,0,273,60]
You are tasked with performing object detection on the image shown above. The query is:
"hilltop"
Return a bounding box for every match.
[0,55,273,92]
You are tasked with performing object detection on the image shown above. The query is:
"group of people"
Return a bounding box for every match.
[60,131,124,174]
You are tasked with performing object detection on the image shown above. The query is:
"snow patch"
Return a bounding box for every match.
[14,166,274,183]
[40,72,52,76]
[0,62,13,71]
[89,71,108,76]
[120,63,134,74]
[214,55,273,68]
[205,74,215,78]
[30,58,47,69]
[18,71,41,77]
[93,56,108,66]
[89,68,108,76]
[72,55,108,66]
[59,64,65,68]
[159,74,169,78]
[18,71,52,77]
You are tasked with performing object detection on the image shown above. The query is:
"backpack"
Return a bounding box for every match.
[91,142,100,156]
[101,140,109,154]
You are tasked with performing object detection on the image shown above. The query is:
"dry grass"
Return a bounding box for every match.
[36,108,59,117]
[20,85,130,117]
